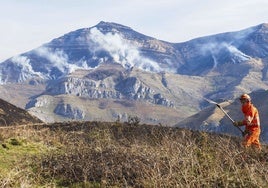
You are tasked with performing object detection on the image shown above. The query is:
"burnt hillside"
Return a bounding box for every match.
[0,98,42,126]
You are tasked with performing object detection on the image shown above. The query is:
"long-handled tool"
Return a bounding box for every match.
[204,98,244,135]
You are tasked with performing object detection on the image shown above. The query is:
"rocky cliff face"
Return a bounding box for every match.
[27,65,175,110]
[54,103,85,119]
[46,77,121,99]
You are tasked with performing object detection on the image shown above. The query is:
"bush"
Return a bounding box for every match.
[127,115,140,126]
[9,138,21,146]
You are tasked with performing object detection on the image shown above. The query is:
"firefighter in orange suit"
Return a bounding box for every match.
[233,94,261,150]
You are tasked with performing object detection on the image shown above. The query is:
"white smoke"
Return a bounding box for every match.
[88,27,164,73]
[211,54,218,69]
[34,47,92,75]
[201,42,251,68]
[11,55,45,81]
[224,44,251,61]
[35,47,69,72]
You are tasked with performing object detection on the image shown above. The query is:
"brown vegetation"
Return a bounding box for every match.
[0,98,42,126]
[0,120,268,187]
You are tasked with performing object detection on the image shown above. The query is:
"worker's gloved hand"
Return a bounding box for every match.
[243,129,250,136]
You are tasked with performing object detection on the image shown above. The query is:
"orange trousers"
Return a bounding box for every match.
[243,129,261,150]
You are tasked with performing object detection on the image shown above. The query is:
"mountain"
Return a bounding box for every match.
[175,89,268,142]
[0,98,42,126]
[0,21,181,83]
[176,23,268,75]
[0,22,268,125]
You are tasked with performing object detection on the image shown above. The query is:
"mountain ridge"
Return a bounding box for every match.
[0,21,268,126]
[1,22,267,82]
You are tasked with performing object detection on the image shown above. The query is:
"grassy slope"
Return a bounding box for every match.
[0,121,268,187]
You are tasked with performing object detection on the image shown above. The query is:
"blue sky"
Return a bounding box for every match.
[0,0,267,61]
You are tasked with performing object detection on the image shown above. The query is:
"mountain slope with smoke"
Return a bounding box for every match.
[0,22,268,125]
[1,22,267,84]
[0,21,180,84]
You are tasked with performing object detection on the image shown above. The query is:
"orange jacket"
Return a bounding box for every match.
[241,103,260,132]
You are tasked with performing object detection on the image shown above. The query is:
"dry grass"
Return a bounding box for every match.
[0,121,268,187]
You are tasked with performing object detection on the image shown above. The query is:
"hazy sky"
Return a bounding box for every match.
[0,0,267,61]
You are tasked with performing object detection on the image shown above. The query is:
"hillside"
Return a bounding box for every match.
[0,121,268,187]
[0,98,42,126]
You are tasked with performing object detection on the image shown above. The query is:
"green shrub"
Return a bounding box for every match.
[9,138,21,146]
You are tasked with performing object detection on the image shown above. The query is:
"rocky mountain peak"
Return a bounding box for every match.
[256,23,268,33]
[95,21,133,32]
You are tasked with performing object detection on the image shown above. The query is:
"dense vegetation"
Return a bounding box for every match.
[0,120,268,187]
